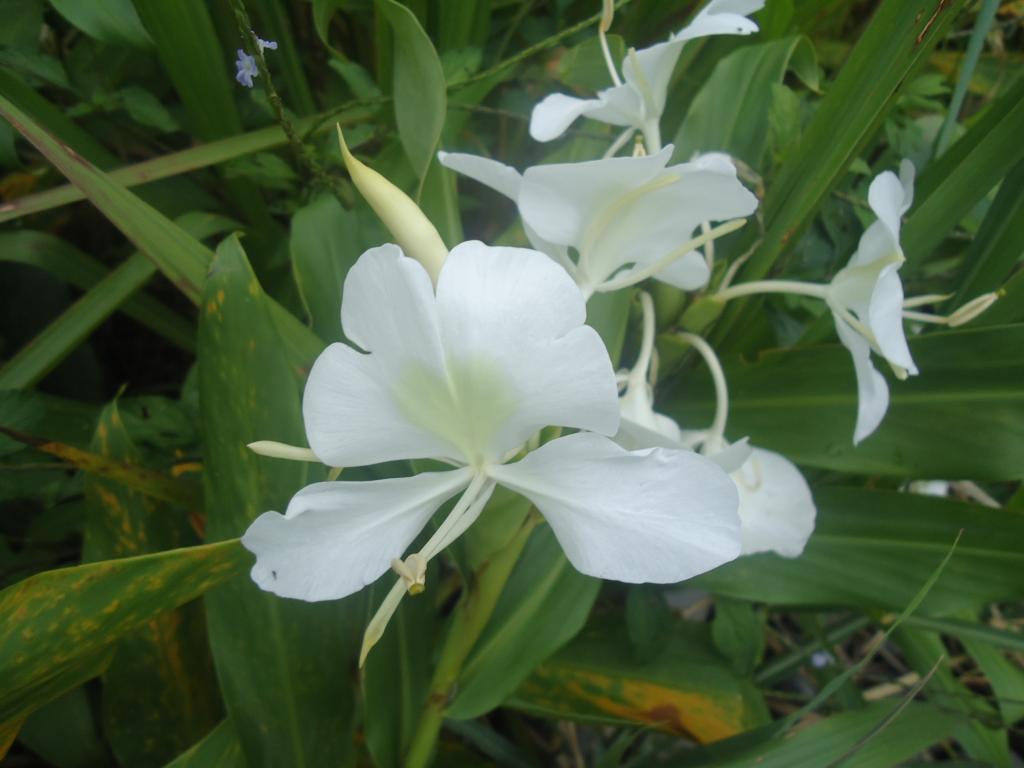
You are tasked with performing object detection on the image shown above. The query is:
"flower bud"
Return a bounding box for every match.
[337,126,448,284]
[947,291,999,327]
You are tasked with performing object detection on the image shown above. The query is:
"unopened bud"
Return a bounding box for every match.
[947,292,998,327]
[337,126,448,284]
[600,0,614,33]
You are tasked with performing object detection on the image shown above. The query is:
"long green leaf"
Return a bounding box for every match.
[666,325,1024,480]
[375,0,446,181]
[164,720,245,768]
[698,487,1023,614]
[903,74,1024,265]
[0,540,246,746]
[83,402,218,766]
[198,236,361,768]
[0,105,375,224]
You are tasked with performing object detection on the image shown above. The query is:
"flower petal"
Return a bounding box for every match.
[868,264,917,374]
[435,242,619,460]
[674,0,764,41]
[489,432,741,583]
[437,151,522,201]
[529,93,608,142]
[653,250,711,290]
[835,316,890,444]
[732,447,815,558]
[519,148,673,249]
[304,245,459,466]
[867,162,915,240]
[621,39,684,118]
[241,467,474,601]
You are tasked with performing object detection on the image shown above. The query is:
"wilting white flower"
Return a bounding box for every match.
[439,147,757,298]
[529,0,764,150]
[242,242,741,607]
[825,160,917,444]
[615,293,814,558]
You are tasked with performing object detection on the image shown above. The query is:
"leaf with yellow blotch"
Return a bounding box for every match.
[0,540,247,757]
[506,617,769,743]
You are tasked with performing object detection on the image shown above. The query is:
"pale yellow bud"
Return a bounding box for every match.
[600,0,614,33]
[337,126,448,284]
[947,291,999,327]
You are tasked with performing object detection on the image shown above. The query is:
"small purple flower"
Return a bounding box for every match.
[234,34,277,88]
[235,50,258,88]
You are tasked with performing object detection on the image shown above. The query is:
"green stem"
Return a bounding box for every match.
[405,513,540,768]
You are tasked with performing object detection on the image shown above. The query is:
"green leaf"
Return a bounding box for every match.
[0,540,247,747]
[48,0,153,48]
[167,720,249,768]
[903,74,1024,266]
[712,0,969,348]
[686,701,960,768]
[16,687,107,768]
[447,526,602,720]
[711,598,765,677]
[164,720,246,768]
[363,573,437,768]
[673,36,817,169]
[0,105,375,224]
[198,236,361,768]
[952,156,1024,306]
[83,402,218,767]
[506,616,768,743]
[375,0,447,181]
[699,487,1024,614]
[0,230,196,351]
[245,0,317,115]
[290,193,365,341]
[665,325,1024,480]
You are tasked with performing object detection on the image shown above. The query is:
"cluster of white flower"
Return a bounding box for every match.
[239,0,996,660]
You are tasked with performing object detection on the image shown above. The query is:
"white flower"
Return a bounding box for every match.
[826,160,917,444]
[615,293,814,558]
[439,147,757,297]
[529,0,764,150]
[242,242,741,607]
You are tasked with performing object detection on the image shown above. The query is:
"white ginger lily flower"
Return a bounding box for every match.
[825,160,917,444]
[242,243,741,611]
[530,0,764,150]
[439,146,757,298]
[615,293,815,558]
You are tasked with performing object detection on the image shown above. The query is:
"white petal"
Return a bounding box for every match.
[653,250,711,290]
[585,156,756,285]
[866,170,907,241]
[303,342,460,467]
[519,148,673,248]
[868,264,917,374]
[616,387,685,450]
[437,151,522,201]
[674,0,764,41]
[241,467,474,601]
[732,447,815,558]
[435,242,619,460]
[489,432,741,583]
[835,317,890,444]
[587,82,647,127]
[529,93,607,142]
[304,245,458,466]
[621,39,684,118]
[708,437,753,474]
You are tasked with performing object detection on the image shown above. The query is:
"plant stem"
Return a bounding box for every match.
[229,0,350,204]
[405,513,540,768]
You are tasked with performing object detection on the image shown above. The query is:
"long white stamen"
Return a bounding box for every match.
[901,309,949,325]
[247,441,320,462]
[596,218,748,293]
[599,0,622,86]
[418,473,490,561]
[711,278,829,302]
[604,127,636,158]
[903,293,953,309]
[628,292,658,397]
[360,577,406,667]
[421,480,496,560]
[675,331,730,450]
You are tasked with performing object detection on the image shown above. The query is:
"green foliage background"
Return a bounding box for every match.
[0,0,1021,765]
